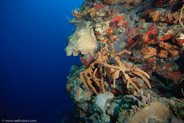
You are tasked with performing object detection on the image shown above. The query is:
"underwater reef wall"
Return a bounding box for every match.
[65,0,184,122]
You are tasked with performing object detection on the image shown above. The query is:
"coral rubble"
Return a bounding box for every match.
[65,0,184,122]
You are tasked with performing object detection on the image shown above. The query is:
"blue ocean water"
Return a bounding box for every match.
[0,0,84,122]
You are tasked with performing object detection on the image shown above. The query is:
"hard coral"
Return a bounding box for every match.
[125,101,169,123]
[66,0,184,121]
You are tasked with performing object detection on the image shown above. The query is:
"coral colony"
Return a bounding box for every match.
[65,0,184,122]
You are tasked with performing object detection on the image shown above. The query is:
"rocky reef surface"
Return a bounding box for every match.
[65,0,184,122]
